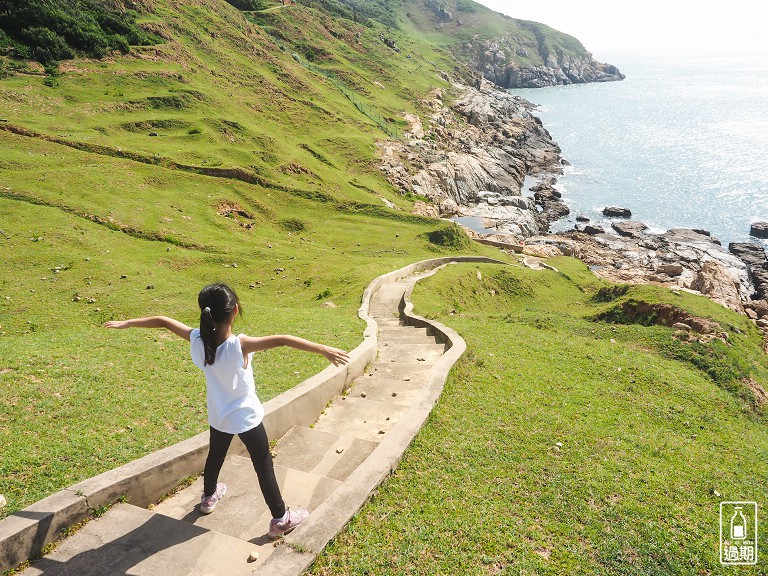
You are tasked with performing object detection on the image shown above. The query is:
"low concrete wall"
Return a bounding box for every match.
[0,256,505,574]
[473,237,524,252]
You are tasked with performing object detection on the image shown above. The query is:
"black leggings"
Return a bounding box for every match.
[203,423,286,519]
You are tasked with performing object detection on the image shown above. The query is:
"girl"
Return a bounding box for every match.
[104,283,350,539]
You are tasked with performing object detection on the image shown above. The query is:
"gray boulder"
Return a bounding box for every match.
[750,221,768,239]
[603,206,631,218]
[730,242,768,300]
[577,224,605,235]
[612,221,648,238]
[656,264,684,276]
[500,196,532,209]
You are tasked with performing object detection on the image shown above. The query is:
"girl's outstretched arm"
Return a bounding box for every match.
[104,316,193,341]
[240,335,350,366]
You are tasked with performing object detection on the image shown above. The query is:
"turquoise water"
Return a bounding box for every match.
[511,51,768,247]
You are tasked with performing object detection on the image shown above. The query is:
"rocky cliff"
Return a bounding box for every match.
[464,33,625,89]
[378,79,564,237]
[419,0,624,89]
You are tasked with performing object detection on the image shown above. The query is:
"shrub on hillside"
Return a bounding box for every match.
[20,27,74,64]
[224,0,271,9]
[278,218,307,232]
[423,224,471,250]
[0,0,158,65]
[296,0,398,28]
[456,0,478,12]
[0,28,12,54]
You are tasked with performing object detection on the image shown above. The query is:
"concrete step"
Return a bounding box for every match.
[366,362,433,380]
[377,325,428,336]
[313,396,409,442]
[19,502,257,576]
[379,332,438,345]
[348,374,430,405]
[373,316,406,327]
[376,341,445,364]
[272,426,378,482]
[153,456,341,563]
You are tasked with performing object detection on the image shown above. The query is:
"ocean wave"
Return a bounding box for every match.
[560,164,584,176]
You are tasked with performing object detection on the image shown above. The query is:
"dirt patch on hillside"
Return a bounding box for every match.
[280,162,318,178]
[216,201,254,229]
[743,378,768,406]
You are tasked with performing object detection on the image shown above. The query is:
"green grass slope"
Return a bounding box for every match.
[313,260,767,574]
[0,0,456,205]
[0,0,508,519]
[0,125,498,519]
[293,0,592,72]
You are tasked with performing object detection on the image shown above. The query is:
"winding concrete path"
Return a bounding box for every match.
[8,258,504,576]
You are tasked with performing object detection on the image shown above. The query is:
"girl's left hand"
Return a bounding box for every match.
[323,347,351,366]
[103,320,130,329]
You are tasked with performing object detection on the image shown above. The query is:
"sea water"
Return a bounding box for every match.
[511,50,768,248]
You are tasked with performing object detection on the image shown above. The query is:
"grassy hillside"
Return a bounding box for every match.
[0,123,499,518]
[292,0,592,71]
[0,0,506,519]
[313,260,768,575]
[0,0,464,200]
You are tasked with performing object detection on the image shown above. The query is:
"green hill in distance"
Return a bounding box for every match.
[285,0,625,87]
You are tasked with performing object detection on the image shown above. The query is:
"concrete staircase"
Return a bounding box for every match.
[19,277,453,575]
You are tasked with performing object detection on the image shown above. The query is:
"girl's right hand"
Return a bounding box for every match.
[322,346,351,366]
[103,320,131,329]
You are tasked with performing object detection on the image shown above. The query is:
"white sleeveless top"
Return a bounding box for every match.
[190,329,264,434]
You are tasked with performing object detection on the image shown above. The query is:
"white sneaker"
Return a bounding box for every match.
[268,507,309,539]
[200,483,226,514]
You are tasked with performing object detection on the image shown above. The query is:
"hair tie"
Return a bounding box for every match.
[203,306,211,313]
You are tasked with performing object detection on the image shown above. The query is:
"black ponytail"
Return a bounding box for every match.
[200,306,217,366]
[197,283,242,366]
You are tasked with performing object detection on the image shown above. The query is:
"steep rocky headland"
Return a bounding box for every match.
[417,0,624,88]
[468,36,625,88]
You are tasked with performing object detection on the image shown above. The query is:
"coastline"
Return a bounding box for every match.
[377,79,768,342]
[509,51,768,248]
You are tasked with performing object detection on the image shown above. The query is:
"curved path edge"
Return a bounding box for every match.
[0,256,506,574]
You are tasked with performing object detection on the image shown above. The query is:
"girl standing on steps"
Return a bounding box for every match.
[104,282,350,539]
